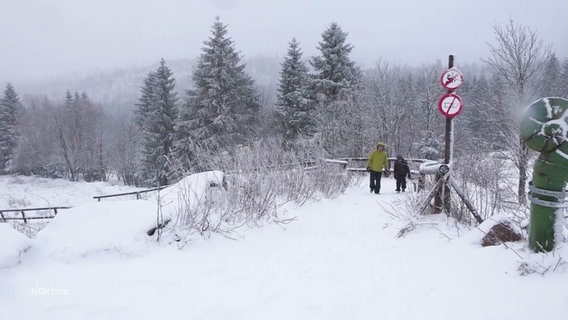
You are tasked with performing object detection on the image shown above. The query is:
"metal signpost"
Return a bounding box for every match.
[434,56,464,214]
[419,57,482,222]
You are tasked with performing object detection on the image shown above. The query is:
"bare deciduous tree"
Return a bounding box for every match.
[13,96,61,177]
[112,118,140,185]
[361,60,399,152]
[482,19,551,204]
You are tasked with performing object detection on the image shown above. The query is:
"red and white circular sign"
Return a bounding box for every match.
[438,93,464,118]
[440,67,464,90]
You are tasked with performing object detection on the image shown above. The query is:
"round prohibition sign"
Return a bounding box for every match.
[440,67,464,90]
[438,93,463,118]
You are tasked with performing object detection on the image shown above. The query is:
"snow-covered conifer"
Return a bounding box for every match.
[309,23,363,157]
[135,59,178,186]
[176,17,260,169]
[0,84,23,172]
[310,22,362,103]
[275,38,313,146]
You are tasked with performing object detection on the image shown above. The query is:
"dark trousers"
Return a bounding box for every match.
[369,171,382,193]
[395,176,407,192]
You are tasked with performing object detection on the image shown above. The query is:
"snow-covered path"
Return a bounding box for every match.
[1,178,567,319]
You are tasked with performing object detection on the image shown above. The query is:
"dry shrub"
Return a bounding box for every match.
[167,137,353,246]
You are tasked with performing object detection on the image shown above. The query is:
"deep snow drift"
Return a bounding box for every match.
[0,174,567,319]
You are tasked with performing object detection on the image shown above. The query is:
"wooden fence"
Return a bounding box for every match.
[333,157,427,172]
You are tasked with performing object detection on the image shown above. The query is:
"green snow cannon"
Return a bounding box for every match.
[521,97,568,252]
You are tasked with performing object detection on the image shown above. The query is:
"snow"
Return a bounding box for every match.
[31,200,157,261]
[0,174,147,208]
[1,174,567,319]
[0,223,31,268]
[158,170,226,218]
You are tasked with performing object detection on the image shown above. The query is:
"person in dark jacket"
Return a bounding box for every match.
[393,155,411,192]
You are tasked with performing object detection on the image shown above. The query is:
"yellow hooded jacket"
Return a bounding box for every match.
[367,143,388,172]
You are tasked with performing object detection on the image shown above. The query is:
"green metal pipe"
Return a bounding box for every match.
[520,97,568,252]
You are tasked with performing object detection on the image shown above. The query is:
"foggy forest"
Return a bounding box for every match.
[1,18,567,201]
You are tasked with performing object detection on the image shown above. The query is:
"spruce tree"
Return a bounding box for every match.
[309,22,363,157]
[135,59,178,186]
[176,16,260,168]
[275,38,313,146]
[0,83,23,172]
[310,22,362,102]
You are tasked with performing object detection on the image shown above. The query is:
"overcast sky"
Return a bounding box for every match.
[1,0,567,82]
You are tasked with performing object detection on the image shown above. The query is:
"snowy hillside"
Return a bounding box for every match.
[0,174,567,319]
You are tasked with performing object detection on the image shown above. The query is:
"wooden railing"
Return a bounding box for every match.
[332,157,428,191]
[334,157,427,174]
[0,206,72,223]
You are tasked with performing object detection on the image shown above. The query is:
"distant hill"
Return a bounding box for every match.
[11,56,281,116]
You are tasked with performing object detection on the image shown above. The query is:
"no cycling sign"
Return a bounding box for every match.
[438,93,463,118]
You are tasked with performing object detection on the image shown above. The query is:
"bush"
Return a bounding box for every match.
[166,137,353,246]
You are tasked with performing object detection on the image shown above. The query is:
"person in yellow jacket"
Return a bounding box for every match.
[366,142,388,194]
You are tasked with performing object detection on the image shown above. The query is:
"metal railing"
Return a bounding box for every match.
[93,185,168,201]
[0,206,72,223]
[2,157,432,224]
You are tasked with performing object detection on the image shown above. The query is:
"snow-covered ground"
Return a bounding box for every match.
[0,175,147,208]
[1,174,567,319]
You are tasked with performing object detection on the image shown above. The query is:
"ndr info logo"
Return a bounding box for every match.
[31,286,70,296]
